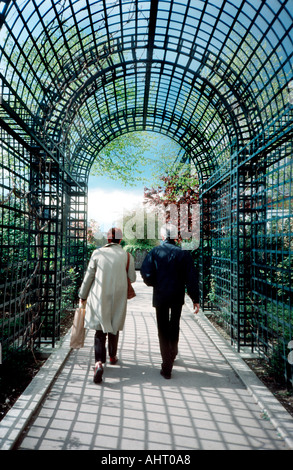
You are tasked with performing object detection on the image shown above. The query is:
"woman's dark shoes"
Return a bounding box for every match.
[93,362,104,383]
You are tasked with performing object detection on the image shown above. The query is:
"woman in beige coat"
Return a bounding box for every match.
[79,227,136,383]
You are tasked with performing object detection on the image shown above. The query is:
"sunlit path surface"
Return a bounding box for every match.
[16,275,289,450]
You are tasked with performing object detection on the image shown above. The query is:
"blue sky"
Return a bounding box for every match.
[87,174,144,231]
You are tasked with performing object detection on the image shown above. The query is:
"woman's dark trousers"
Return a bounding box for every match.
[155,304,182,375]
[94,330,119,363]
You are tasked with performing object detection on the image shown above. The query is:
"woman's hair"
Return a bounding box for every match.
[107,227,123,243]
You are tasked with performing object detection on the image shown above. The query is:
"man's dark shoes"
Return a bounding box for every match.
[94,362,104,383]
[160,369,171,379]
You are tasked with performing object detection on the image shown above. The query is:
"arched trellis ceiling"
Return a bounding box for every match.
[0,0,292,184]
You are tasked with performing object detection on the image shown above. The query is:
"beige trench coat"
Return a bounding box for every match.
[79,243,136,334]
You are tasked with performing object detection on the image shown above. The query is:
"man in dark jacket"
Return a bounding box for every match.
[140,224,200,379]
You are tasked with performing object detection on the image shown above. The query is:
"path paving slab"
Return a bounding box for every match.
[1,274,292,451]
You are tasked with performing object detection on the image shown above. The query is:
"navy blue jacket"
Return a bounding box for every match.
[140,240,199,308]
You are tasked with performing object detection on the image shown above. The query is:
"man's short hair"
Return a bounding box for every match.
[160,223,178,240]
[107,227,123,243]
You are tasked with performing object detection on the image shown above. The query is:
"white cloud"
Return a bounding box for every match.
[88,188,144,231]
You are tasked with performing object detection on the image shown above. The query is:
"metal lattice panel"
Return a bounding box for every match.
[1,1,292,182]
[0,1,292,383]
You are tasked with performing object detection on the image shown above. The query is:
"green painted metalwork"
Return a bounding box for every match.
[0,0,292,384]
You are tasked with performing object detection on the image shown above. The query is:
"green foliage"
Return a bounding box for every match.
[207,275,217,304]
[91,132,150,186]
[61,267,79,310]
[86,242,98,261]
[117,205,159,254]
[123,240,155,256]
[268,342,289,384]
[90,131,184,186]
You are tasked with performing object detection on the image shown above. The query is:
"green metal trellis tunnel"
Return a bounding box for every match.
[0,1,292,385]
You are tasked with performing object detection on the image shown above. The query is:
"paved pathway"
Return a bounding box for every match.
[1,274,293,451]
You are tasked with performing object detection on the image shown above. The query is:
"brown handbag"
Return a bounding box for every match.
[126,252,136,299]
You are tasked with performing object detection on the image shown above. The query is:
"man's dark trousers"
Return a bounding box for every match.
[156,303,182,375]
